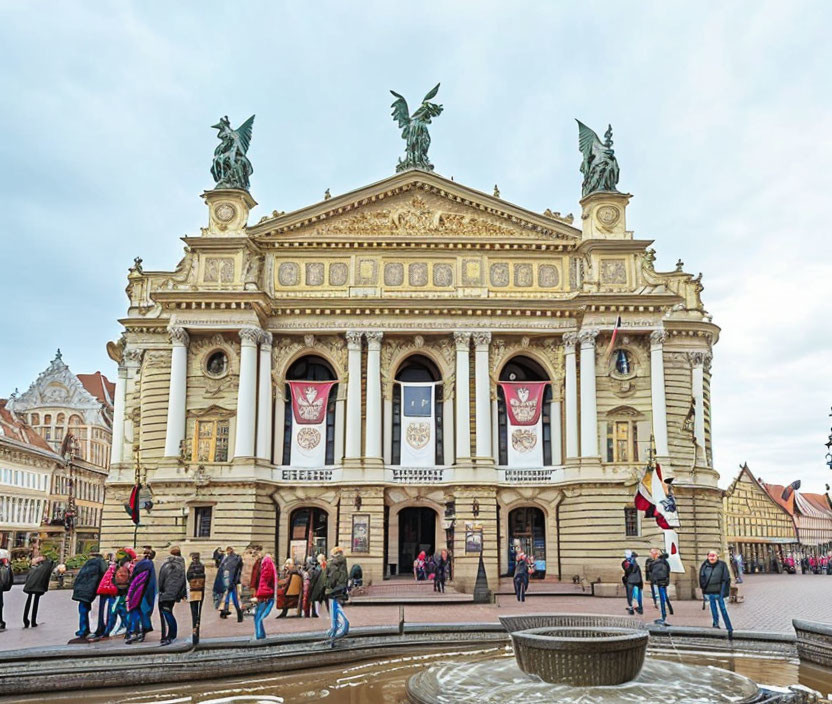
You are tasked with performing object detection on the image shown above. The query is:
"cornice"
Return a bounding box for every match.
[258,239,575,252]
[575,239,655,254]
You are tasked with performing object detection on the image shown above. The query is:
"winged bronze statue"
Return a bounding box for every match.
[390,84,443,172]
[576,120,620,197]
[211,115,255,190]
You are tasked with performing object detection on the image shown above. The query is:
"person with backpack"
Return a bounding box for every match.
[513,550,533,602]
[157,546,187,646]
[71,553,108,639]
[22,555,55,628]
[126,549,155,644]
[0,549,13,630]
[649,551,673,626]
[186,552,206,645]
[622,550,644,615]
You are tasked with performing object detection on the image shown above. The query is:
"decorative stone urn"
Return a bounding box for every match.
[510,626,648,686]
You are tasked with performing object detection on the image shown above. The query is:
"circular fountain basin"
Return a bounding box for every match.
[511,626,648,686]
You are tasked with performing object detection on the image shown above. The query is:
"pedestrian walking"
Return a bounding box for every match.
[22,555,55,628]
[157,547,187,646]
[699,549,733,637]
[186,552,205,645]
[324,546,349,645]
[214,546,244,622]
[621,550,644,615]
[126,549,155,644]
[434,549,450,594]
[649,551,674,626]
[644,548,659,608]
[253,553,276,639]
[735,552,744,583]
[308,553,326,618]
[0,549,13,630]
[71,553,107,639]
[513,550,532,602]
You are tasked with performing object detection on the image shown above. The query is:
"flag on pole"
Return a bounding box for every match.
[605,315,622,358]
[124,483,141,525]
[634,462,685,573]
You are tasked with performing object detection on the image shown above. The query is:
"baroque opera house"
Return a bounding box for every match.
[100,104,721,597]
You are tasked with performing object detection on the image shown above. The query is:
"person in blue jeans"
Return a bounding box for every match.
[71,554,107,639]
[699,550,733,636]
[253,553,276,640]
[648,551,674,625]
[621,550,643,615]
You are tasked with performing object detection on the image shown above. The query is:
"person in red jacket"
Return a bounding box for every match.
[90,554,119,639]
[253,553,276,640]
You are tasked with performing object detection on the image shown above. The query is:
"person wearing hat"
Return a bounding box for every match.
[0,549,12,629]
[621,550,644,615]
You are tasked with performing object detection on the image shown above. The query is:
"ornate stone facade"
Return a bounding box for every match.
[100,168,720,597]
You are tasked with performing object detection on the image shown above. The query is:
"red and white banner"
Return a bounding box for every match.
[288,381,336,467]
[634,462,684,573]
[499,381,548,468]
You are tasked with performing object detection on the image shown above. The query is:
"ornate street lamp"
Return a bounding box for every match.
[825,407,832,470]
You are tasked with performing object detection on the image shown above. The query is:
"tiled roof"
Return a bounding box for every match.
[76,372,115,408]
[0,398,57,454]
[763,483,795,516]
[800,493,832,519]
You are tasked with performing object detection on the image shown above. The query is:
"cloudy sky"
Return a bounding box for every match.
[1,2,831,491]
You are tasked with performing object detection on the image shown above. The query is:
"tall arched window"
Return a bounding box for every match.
[497,356,552,466]
[392,355,443,465]
[283,356,337,465]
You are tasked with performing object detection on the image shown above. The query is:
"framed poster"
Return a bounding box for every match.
[351,513,370,554]
[289,539,307,565]
[465,522,483,554]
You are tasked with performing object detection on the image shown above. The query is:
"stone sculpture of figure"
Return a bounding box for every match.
[390,84,443,172]
[576,120,620,197]
[210,115,255,190]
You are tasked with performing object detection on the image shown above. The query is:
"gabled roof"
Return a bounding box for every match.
[763,483,795,516]
[796,492,832,519]
[77,372,115,408]
[802,493,832,517]
[0,399,57,455]
[728,464,794,519]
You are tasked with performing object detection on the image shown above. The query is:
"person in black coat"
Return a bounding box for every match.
[621,550,643,615]
[187,553,206,644]
[157,547,187,646]
[22,556,55,628]
[0,549,12,630]
[699,550,733,635]
[649,552,673,625]
[71,553,107,638]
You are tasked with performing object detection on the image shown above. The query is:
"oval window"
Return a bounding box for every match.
[205,350,228,378]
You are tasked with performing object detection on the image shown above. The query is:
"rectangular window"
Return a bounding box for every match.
[606,421,638,463]
[624,507,640,537]
[193,506,213,538]
[192,420,230,462]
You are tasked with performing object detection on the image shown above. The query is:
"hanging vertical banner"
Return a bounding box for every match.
[399,382,436,466]
[288,381,336,467]
[634,462,685,573]
[500,381,548,468]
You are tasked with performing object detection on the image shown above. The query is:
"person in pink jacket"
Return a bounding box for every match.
[91,555,118,639]
[253,553,276,640]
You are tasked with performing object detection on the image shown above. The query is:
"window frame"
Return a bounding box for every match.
[624,506,641,537]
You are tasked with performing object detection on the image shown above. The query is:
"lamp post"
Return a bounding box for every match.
[825,406,832,470]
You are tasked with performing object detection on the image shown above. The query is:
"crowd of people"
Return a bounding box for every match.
[0,544,355,646]
[412,549,452,593]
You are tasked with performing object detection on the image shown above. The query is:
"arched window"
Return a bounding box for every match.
[289,507,328,561]
[283,356,337,465]
[29,413,39,426]
[497,356,552,465]
[392,355,443,465]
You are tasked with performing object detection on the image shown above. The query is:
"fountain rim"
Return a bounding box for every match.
[510,625,649,646]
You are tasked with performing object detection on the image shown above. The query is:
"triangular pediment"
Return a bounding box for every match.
[248,170,580,244]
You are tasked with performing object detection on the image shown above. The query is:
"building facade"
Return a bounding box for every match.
[100,141,722,597]
[723,464,798,567]
[764,483,832,557]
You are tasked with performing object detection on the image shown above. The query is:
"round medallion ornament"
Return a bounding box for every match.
[511,429,538,453]
[597,205,620,228]
[296,427,321,450]
[215,203,236,223]
[406,422,431,450]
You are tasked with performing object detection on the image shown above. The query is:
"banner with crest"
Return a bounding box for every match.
[499,381,548,468]
[634,462,685,573]
[288,381,336,467]
[399,382,436,466]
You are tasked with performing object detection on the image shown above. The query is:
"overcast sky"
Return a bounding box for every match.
[2,2,831,491]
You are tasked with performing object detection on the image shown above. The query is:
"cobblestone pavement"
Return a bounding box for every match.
[1,572,829,651]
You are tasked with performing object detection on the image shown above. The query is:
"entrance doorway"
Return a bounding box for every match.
[289,507,328,564]
[508,506,546,578]
[398,507,436,574]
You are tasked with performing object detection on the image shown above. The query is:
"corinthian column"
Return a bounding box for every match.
[454,331,472,462]
[473,332,492,461]
[233,327,260,459]
[689,350,711,460]
[563,333,578,459]
[164,327,189,458]
[364,331,383,461]
[650,329,669,457]
[579,329,599,457]
[256,331,273,461]
[344,330,363,460]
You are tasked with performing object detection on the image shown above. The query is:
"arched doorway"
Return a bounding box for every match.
[283,355,337,465]
[398,506,437,574]
[288,506,328,564]
[508,506,546,578]
[392,355,443,466]
[497,356,552,466]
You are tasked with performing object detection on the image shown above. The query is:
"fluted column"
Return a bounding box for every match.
[110,365,128,464]
[690,351,711,459]
[650,329,669,457]
[454,331,472,462]
[164,327,189,458]
[473,332,492,461]
[364,331,383,461]
[256,331,273,461]
[563,333,578,459]
[579,329,599,457]
[344,330,363,460]
[233,327,260,458]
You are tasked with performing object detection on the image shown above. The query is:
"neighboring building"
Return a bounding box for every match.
[100,121,722,597]
[6,351,112,555]
[764,483,832,556]
[723,464,798,568]
[0,399,59,552]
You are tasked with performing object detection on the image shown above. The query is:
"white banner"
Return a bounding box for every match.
[500,382,547,468]
[288,382,335,468]
[399,382,436,467]
[507,416,543,468]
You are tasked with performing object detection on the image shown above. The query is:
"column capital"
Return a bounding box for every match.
[649,328,668,347]
[454,331,472,351]
[365,331,384,350]
[345,330,363,350]
[472,331,491,348]
[239,326,261,346]
[578,328,599,346]
[688,350,712,367]
[562,332,579,351]
[259,330,274,348]
[168,327,190,347]
[123,347,144,367]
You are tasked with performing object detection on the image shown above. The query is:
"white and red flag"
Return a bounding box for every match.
[499,381,548,468]
[634,462,684,573]
[605,315,623,358]
[287,381,336,467]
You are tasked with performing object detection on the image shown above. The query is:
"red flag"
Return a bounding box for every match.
[125,484,140,525]
[605,316,622,358]
[288,381,336,425]
[499,381,548,426]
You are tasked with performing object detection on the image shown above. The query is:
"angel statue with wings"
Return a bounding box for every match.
[210,115,255,190]
[390,84,443,172]
[576,120,620,197]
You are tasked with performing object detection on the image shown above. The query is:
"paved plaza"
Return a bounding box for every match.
[1,573,830,652]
